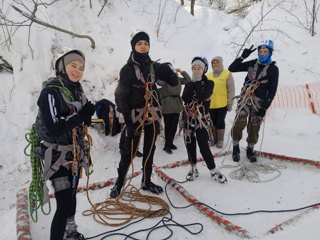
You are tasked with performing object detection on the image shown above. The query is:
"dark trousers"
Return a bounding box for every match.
[50,167,79,240]
[163,113,180,148]
[209,106,227,129]
[118,121,159,186]
[184,127,216,170]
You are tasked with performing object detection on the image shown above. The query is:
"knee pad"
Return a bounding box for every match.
[51,176,71,193]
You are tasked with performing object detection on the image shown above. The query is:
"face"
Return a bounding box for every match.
[259,47,269,56]
[192,65,204,75]
[135,40,149,53]
[65,61,84,82]
[212,60,220,69]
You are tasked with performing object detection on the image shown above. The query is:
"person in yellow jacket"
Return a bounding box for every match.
[207,56,235,148]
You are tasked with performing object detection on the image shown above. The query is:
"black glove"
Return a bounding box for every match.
[79,101,95,126]
[241,45,257,59]
[125,121,140,139]
[257,108,267,117]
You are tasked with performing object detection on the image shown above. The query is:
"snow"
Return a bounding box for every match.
[1,0,320,239]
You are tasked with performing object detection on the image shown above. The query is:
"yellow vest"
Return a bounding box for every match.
[207,70,230,109]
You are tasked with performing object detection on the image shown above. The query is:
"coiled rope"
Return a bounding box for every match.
[24,124,51,222]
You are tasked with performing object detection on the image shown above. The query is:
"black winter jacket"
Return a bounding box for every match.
[115,51,178,121]
[228,58,279,109]
[182,74,214,116]
[35,76,86,145]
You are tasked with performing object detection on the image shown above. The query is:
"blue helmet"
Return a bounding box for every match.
[191,56,209,73]
[258,39,274,55]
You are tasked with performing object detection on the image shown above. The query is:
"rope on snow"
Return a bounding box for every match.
[154,167,256,239]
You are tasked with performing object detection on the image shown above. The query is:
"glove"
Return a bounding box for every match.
[257,108,267,117]
[241,45,257,59]
[79,101,95,126]
[191,70,202,82]
[227,103,233,112]
[125,121,140,139]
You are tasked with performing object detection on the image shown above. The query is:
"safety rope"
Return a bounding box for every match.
[229,162,286,183]
[24,124,51,222]
[183,100,211,144]
[82,62,169,227]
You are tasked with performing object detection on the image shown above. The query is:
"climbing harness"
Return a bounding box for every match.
[183,99,211,144]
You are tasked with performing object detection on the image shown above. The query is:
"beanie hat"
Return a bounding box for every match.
[130,31,150,51]
[192,59,206,71]
[58,52,85,72]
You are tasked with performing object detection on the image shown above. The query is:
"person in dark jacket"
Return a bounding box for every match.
[157,62,191,154]
[35,49,95,240]
[228,39,279,163]
[182,56,227,183]
[111,30,178,198]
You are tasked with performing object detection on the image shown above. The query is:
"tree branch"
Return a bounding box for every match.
[11,5,96,49]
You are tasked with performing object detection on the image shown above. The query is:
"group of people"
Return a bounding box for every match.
[34,30,278,239]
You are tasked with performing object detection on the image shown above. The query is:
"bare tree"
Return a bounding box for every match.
[180,0,184,6]
[191,0,195,16]
[0,0,95,56]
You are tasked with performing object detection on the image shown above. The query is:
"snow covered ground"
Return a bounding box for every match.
[1,0,320,239]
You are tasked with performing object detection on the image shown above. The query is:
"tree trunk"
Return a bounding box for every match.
[191,0,195,16]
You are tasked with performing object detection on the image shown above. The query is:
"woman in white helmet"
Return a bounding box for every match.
[35,48,95,240]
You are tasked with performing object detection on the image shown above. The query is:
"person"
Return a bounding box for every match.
[207,56,235,148]
[182,56,227,183]
[157,62,191,154]
[228,39,279,163]
[111,30,178,198]
[34,49,95,240]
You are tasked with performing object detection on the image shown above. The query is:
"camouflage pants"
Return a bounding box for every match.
[231,103,263,145]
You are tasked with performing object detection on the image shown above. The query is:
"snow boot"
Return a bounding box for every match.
[216,129,225,149]
[170,144,177,150]
[142,181,163,194]
[246,147,257,163]
[110,169,125,198]
[232,144,240,162]
[64,231,85,240]
[64,216,84,240]
[210,169,227,183]
[136,150,143,157]
[186,164,199,181]
[163,146,172,154]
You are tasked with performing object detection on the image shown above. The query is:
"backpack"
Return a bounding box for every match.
[95,99,121,136]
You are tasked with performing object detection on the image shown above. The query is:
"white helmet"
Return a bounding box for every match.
[52,48,85,72]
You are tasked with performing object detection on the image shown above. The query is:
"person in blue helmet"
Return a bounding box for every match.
[182,56,227,183]
[228,39,279,163]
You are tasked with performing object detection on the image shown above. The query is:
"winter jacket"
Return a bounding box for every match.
[157,71,191,114]
[115,51,178,122]
[35,76,87,145]
[228,58,279,109]
[207,56,235,109]
[182,74,214,117]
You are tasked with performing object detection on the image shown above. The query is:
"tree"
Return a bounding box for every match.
[191,0,195,16]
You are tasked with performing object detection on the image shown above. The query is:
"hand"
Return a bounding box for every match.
[257,108,267,117]
[227,103,233,112]
[79,101,95,126]
[191,70,202,82]
[79,101,95,118]
[126,121,140,139]
[175,68,182,73]
[241,45,257,59]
